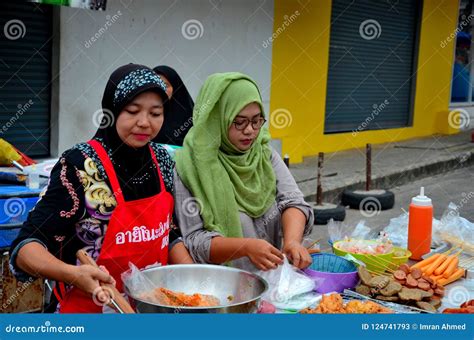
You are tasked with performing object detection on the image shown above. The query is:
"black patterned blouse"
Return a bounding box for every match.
[9,140,179,282]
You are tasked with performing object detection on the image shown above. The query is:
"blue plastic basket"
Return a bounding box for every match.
[308,253,357,273]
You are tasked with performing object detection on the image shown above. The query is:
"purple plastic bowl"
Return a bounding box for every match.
[303,253,359,294]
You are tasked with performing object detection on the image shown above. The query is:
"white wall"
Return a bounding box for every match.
[55,0,275,154]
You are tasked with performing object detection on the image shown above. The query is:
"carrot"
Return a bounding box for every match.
[434,255,455,276]
[431,274,444,282]
[411,253,440,269]
[438,268,465,286]
[424,254,448,276]
[420,263,433,273]
[443,256,459,278]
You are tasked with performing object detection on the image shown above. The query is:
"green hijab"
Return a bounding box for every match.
[175,72,276,238]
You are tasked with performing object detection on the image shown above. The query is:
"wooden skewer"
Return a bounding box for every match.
[368,255,398,268]
[306,238,322,250]
[367,269,391,277]
[361,258,395,274]
[363,255,397,273]
[443,246,461,256]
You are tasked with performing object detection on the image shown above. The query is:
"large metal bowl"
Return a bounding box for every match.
[124,264,267,313]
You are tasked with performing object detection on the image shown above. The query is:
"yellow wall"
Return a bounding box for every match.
[270,0,459,163]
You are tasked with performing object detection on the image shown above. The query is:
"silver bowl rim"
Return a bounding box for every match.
[124,263,268,310]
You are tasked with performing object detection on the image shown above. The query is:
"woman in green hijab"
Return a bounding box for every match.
[174,72,313,271]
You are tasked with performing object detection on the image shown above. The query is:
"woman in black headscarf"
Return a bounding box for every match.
[152,65,194,146]
[10,64,193,313]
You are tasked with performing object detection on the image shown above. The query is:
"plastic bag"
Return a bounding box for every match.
[327,219,375,243]
[437,202,474,255]
[382,213,442,248]
[352,220,374,239]
[121,262,159,298]
[256,256,316,310]
[383,214,409,247]
[327,219,355,243]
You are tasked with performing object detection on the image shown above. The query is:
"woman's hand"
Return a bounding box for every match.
[169,241,194,264]
[244,239,284,271]
[282,240,312,269]
[66,264,116,303]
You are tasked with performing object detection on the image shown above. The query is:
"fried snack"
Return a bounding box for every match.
[369,276,390,289]
[398,287,422,302]
[358,266,373,286]
[355,284,371,296]
[416,301,437,312]
[300,294,393,314]
[376,295,399,302]
[314,294,346,314]
[429,297,442,309]
[345,300,393,314]
[380,281,402,296]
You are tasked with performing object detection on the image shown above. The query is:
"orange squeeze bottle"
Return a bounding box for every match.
[408,187,433,260]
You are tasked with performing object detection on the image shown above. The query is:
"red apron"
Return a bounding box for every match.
[59,140,173,313]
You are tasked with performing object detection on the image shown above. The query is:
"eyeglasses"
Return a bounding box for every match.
[232,117,266,131]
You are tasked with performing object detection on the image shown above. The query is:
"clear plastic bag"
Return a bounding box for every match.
[437,202,474,255]
[383,213,442,248]
[256,256,316,310]
[383,214,409,247]
[121,262,159,299]
[327,219,355,243]
[327,219,375,242]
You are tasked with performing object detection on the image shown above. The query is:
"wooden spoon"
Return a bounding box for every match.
[76,249,135,314]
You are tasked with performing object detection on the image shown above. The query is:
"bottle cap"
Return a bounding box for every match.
[411,186,432,206]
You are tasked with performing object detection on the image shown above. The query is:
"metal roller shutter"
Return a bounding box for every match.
[324,0,421,133]
[0,1,52,156]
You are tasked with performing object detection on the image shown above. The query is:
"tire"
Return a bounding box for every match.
[311,203,346,225]
[341,189,395,211]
